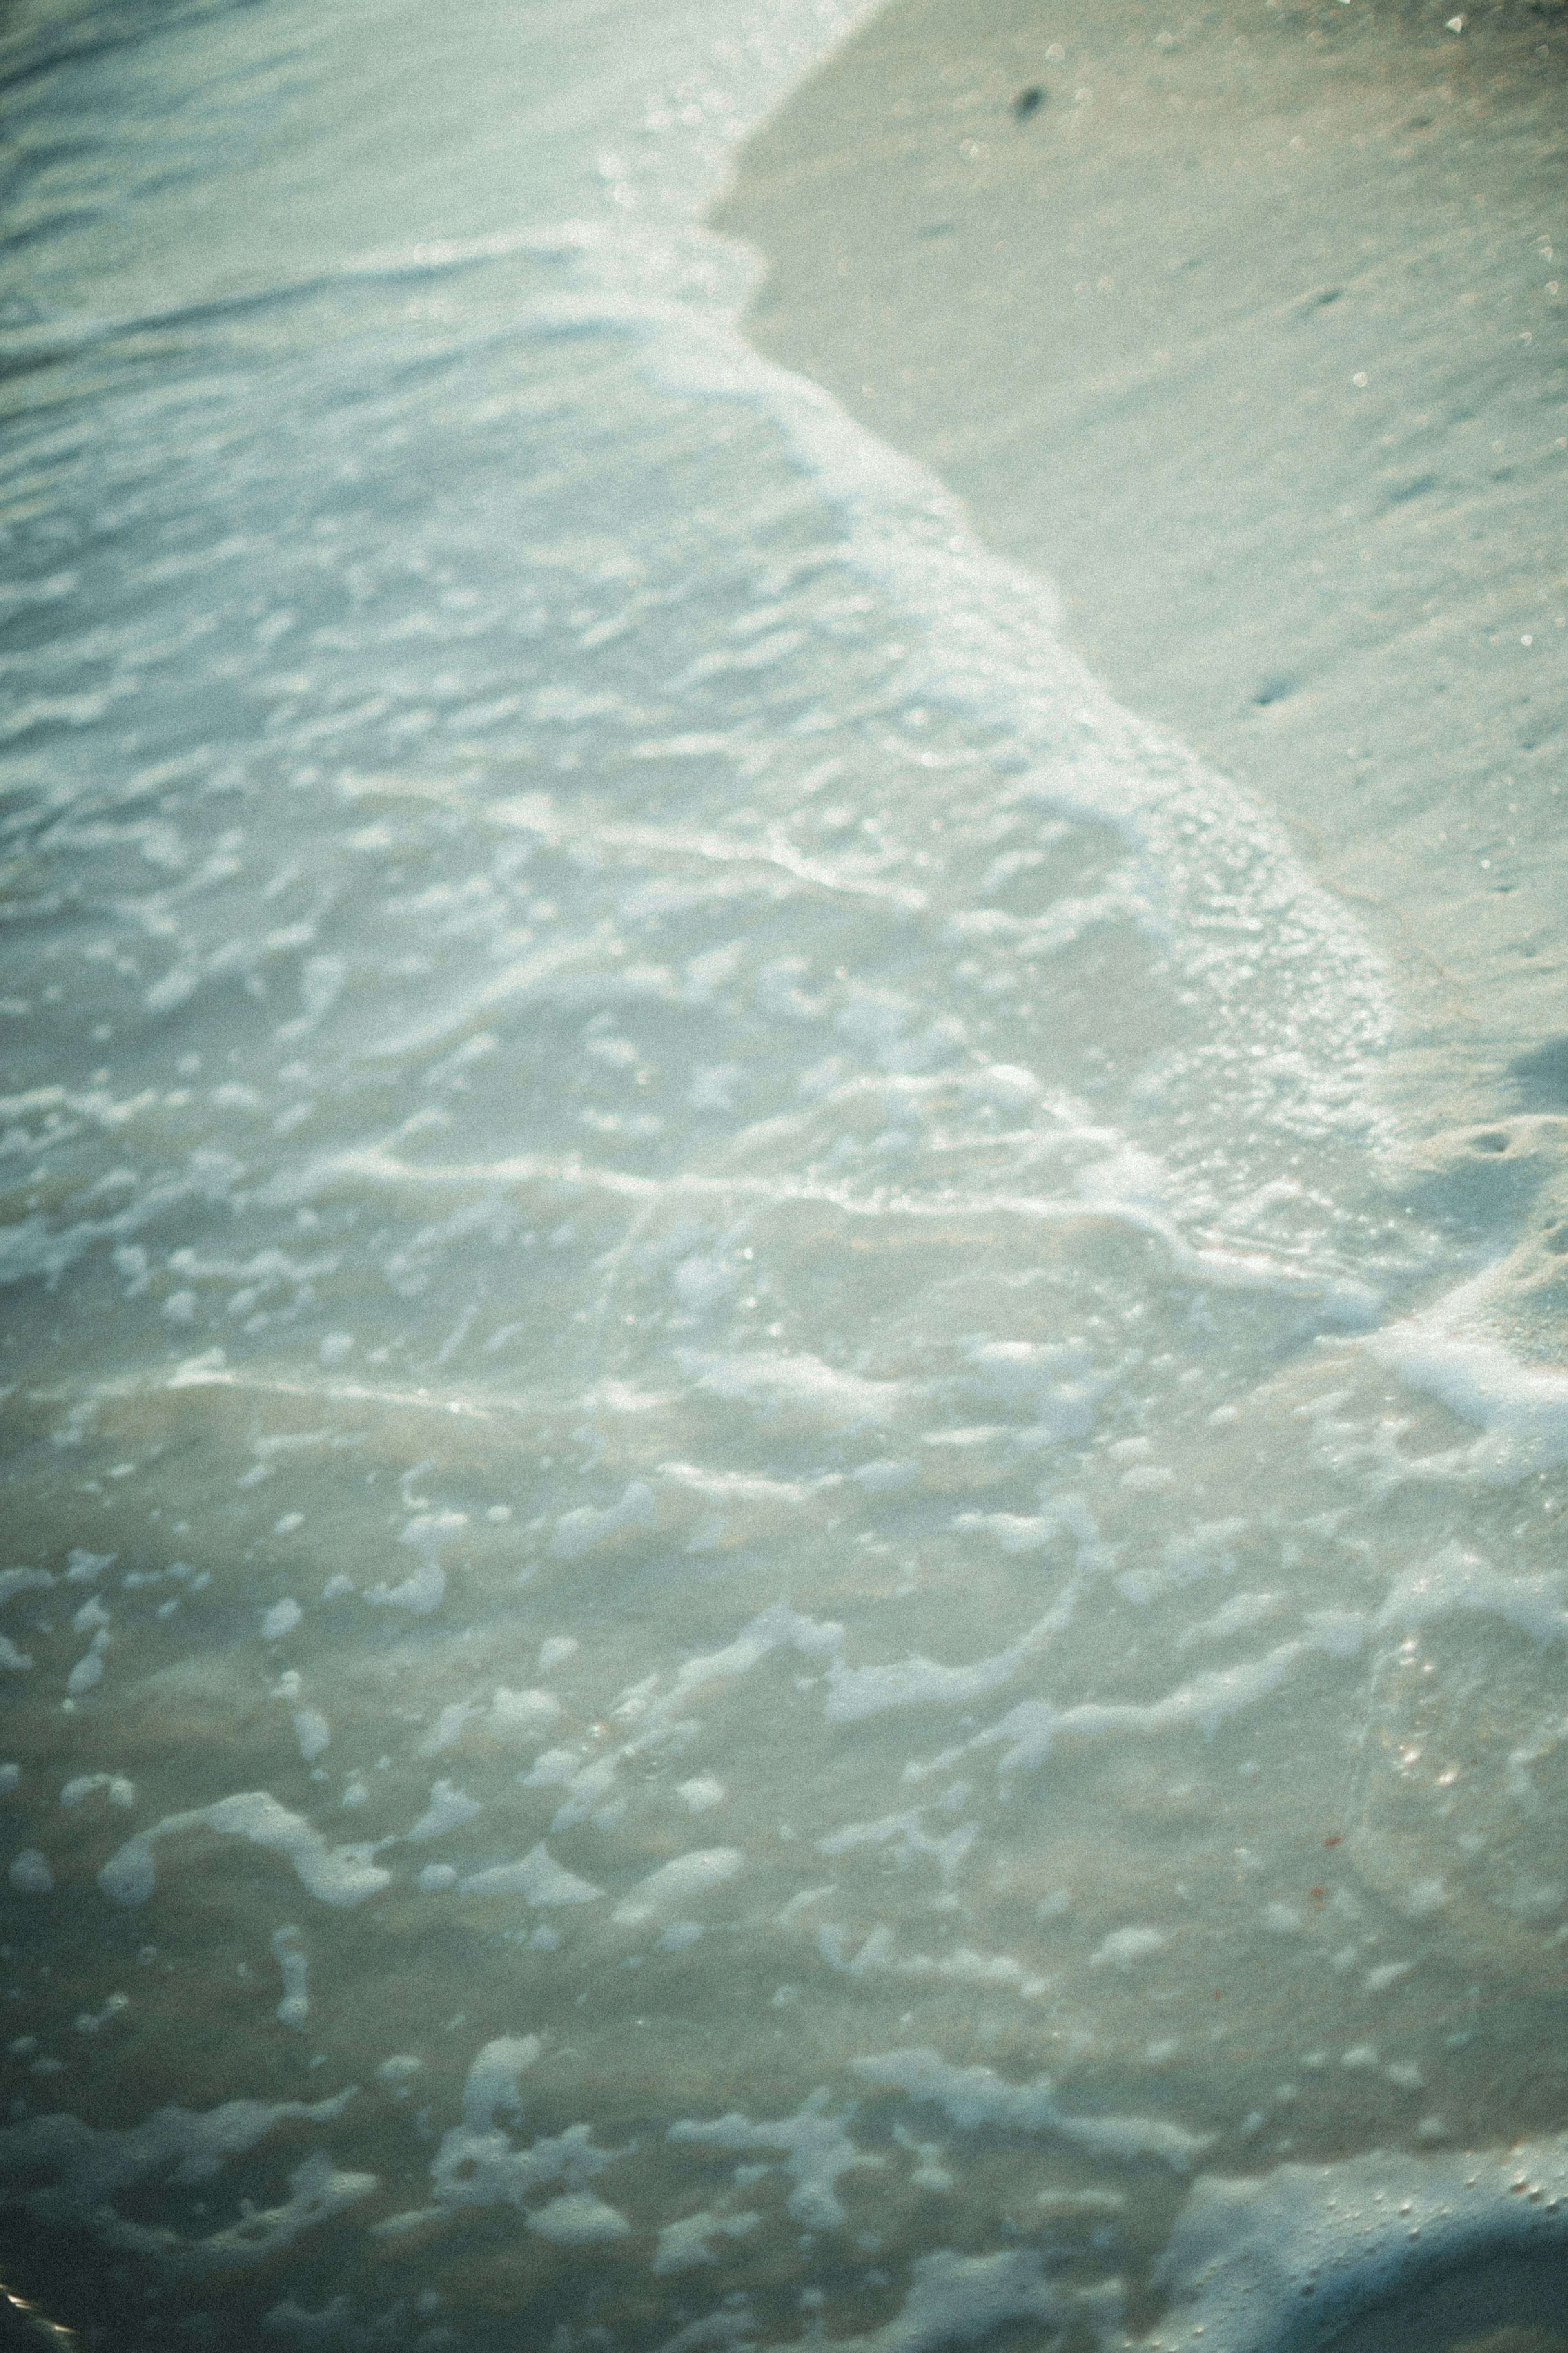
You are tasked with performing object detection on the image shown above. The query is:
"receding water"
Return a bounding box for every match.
[1,1,1566,2347]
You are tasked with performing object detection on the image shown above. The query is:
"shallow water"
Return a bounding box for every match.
[1,1,1566,2347]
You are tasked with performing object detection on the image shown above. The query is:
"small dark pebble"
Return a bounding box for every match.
[1013,85,1045,121]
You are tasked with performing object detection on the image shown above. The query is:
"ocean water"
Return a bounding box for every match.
[2,2,1567,2348]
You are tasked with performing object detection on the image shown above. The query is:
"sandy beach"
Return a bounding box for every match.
[717,0,1568,1128]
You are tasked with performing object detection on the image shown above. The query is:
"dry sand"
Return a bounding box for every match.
[715,0,1568,1128]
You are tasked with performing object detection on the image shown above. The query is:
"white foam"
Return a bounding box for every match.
[667,1602,844,1707]
[1364,1960,1416,1993]
[823,1599,1070,1726]
[544,1753,624,1836]
[417,1701,477,1757]
[66,1629,109,1695]
[364,1554,445,1615]
[488,1686,562,1738]
[74,1992,129,2036]
[1146,2139,1568,2351]
[459,2036,539,2132]
[458,1843,601,1906]
[952,1511,1056,1555]
[0,2084,363,2264]
[99,1793,391,1909]
[1368,1320,1568,1487]
[862,2248,1073,2353]
[270,1926,309,2028]
[652,2206,762,2275]
[933,1628,1356,1783]
[404,1781,483,1842]
[363,1510,465,1616]
[60,1772,134,1809]
[191,2152,377,2268]
[612,1847,744,1925]
[261,1598,302,1642]
[292,1707,330,1763]
[889,1945,1050,2001]
[966,1340,1108,1441]
[817,1808,974,1887]
[262,2293,389,2343]
[669,2090,882,2230]
[527,2190,631,2244]
[375,2034,630,2237]
[1178,1593,1284,1650]
[853,2050,1213,2172]
[1091,1927,1168,1970]
[684,1350,911,1429]
[550,1480,657,1561]
[1377,1541,1568,1645]
[0,1568,53,1608]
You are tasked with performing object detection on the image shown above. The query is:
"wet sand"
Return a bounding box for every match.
[715,0,1568,1129]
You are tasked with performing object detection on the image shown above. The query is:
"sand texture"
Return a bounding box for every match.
[715,0,1568,1123]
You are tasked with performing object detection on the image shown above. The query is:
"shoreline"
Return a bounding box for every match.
[714,0,1568,1135]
